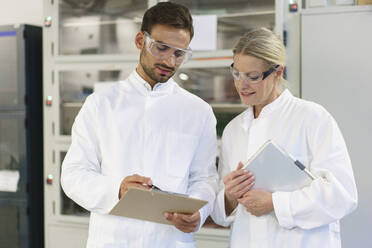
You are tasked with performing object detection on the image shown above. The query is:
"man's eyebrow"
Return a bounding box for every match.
[153,38,167,45]
[152,38,188,50]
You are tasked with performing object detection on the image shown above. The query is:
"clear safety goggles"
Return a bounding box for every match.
[143,31,192,65]
[230,63,279,84]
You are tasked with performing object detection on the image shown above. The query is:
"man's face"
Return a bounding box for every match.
[135,24,191,85]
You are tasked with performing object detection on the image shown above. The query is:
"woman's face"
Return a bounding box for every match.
[232,54,281,108]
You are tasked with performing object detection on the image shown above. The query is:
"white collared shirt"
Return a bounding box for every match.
[61,70,218,248]
[211,89,357,248]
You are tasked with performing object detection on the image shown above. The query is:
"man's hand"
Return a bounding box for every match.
[118,174,152,199]
[223,162,255,215]
[238,189,274,217]
[164,211,201,233]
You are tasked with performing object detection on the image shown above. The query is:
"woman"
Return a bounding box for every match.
[211,28,357,247]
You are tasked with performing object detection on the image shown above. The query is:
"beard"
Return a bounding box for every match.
[139,49,176,83]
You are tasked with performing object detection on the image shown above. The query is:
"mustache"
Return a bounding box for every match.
[155,63,175,72]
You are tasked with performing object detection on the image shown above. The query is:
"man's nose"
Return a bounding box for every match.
[163,53,177,67]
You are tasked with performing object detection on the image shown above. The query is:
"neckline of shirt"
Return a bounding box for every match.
[241,89,292,129]
[125,70,175,96]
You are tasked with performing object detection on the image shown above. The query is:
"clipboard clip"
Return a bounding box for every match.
[150,184,189,198]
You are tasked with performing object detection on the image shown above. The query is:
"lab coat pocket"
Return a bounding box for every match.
[175,240,197,248]
[166,132,198,178]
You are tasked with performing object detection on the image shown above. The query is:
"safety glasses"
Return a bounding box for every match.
[230,63,279,84]
[143,32,192,65]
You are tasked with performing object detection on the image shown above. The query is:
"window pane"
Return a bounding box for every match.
[173,0,275,50]
[0,32,18,106]
[59,69,133,135]
[174,67,240,104]
[60,151,89,217]
[0,119,19,172]
[59,0,147,55]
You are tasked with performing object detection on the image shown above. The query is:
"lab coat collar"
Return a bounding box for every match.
[241,89,292,131]
[127,70,176,96]
[258,89,291,117]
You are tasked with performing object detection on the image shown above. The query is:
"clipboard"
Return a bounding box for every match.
[109,187,208,225]
[243,140,314,192]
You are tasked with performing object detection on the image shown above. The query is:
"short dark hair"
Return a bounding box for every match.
[141,2,194,40]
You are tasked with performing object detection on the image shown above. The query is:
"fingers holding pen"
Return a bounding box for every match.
[127,174,153,186]
[119,174,153,199]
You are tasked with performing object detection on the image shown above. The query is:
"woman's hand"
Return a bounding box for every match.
[223,162,255,215]
[238,189,274,217]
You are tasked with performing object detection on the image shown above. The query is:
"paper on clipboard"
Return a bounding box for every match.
[243,140,313,192]
[109,187,207,225]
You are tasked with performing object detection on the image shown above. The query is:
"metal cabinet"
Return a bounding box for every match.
[301,6,372,247]
[0,24,43,248]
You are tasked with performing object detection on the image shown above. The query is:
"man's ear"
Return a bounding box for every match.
[135,32,144,50]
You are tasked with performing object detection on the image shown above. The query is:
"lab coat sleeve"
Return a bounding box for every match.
[210,129,237,227]
[186,106,218,230]
[61,94,123,214]
[273,108,358,230]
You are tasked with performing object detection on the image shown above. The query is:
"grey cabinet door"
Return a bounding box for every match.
[0,26,25,110]
[0,113,26,198]
[301,7,372,248]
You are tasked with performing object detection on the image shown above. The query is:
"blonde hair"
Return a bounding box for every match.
[233,28,287,86]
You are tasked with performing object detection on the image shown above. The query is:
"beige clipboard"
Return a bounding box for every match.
[109,187,208,225]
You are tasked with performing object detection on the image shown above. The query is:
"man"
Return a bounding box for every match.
[61,2,218,248]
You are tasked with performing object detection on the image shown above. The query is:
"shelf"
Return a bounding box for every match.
[61,102,245,111]
[60,10,275,26]
[211,103,246,113]
[62,102,83,108]
[198,227,230,236]
[55,49,232,61]
[217,10,275,18]
[55,54,139,64]
[302,4,372,15]
[195,226,230,245]
[174,0,275,15]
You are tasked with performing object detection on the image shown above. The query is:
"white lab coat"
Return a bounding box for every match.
[211,89,357,248]
[61,71,218,248]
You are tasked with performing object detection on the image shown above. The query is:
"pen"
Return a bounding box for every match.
[294,160,315,180]
[150,184,162,191]
[274,141,316,180]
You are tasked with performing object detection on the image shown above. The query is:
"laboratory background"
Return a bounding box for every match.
[0,0,371,247]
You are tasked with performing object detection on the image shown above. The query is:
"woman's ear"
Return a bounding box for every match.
[275,65,284,79]
[135,32,144,50]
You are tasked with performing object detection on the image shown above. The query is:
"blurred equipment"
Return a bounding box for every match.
[0,24,43,248]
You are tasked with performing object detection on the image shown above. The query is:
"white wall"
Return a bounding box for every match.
[0,0,43,26]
